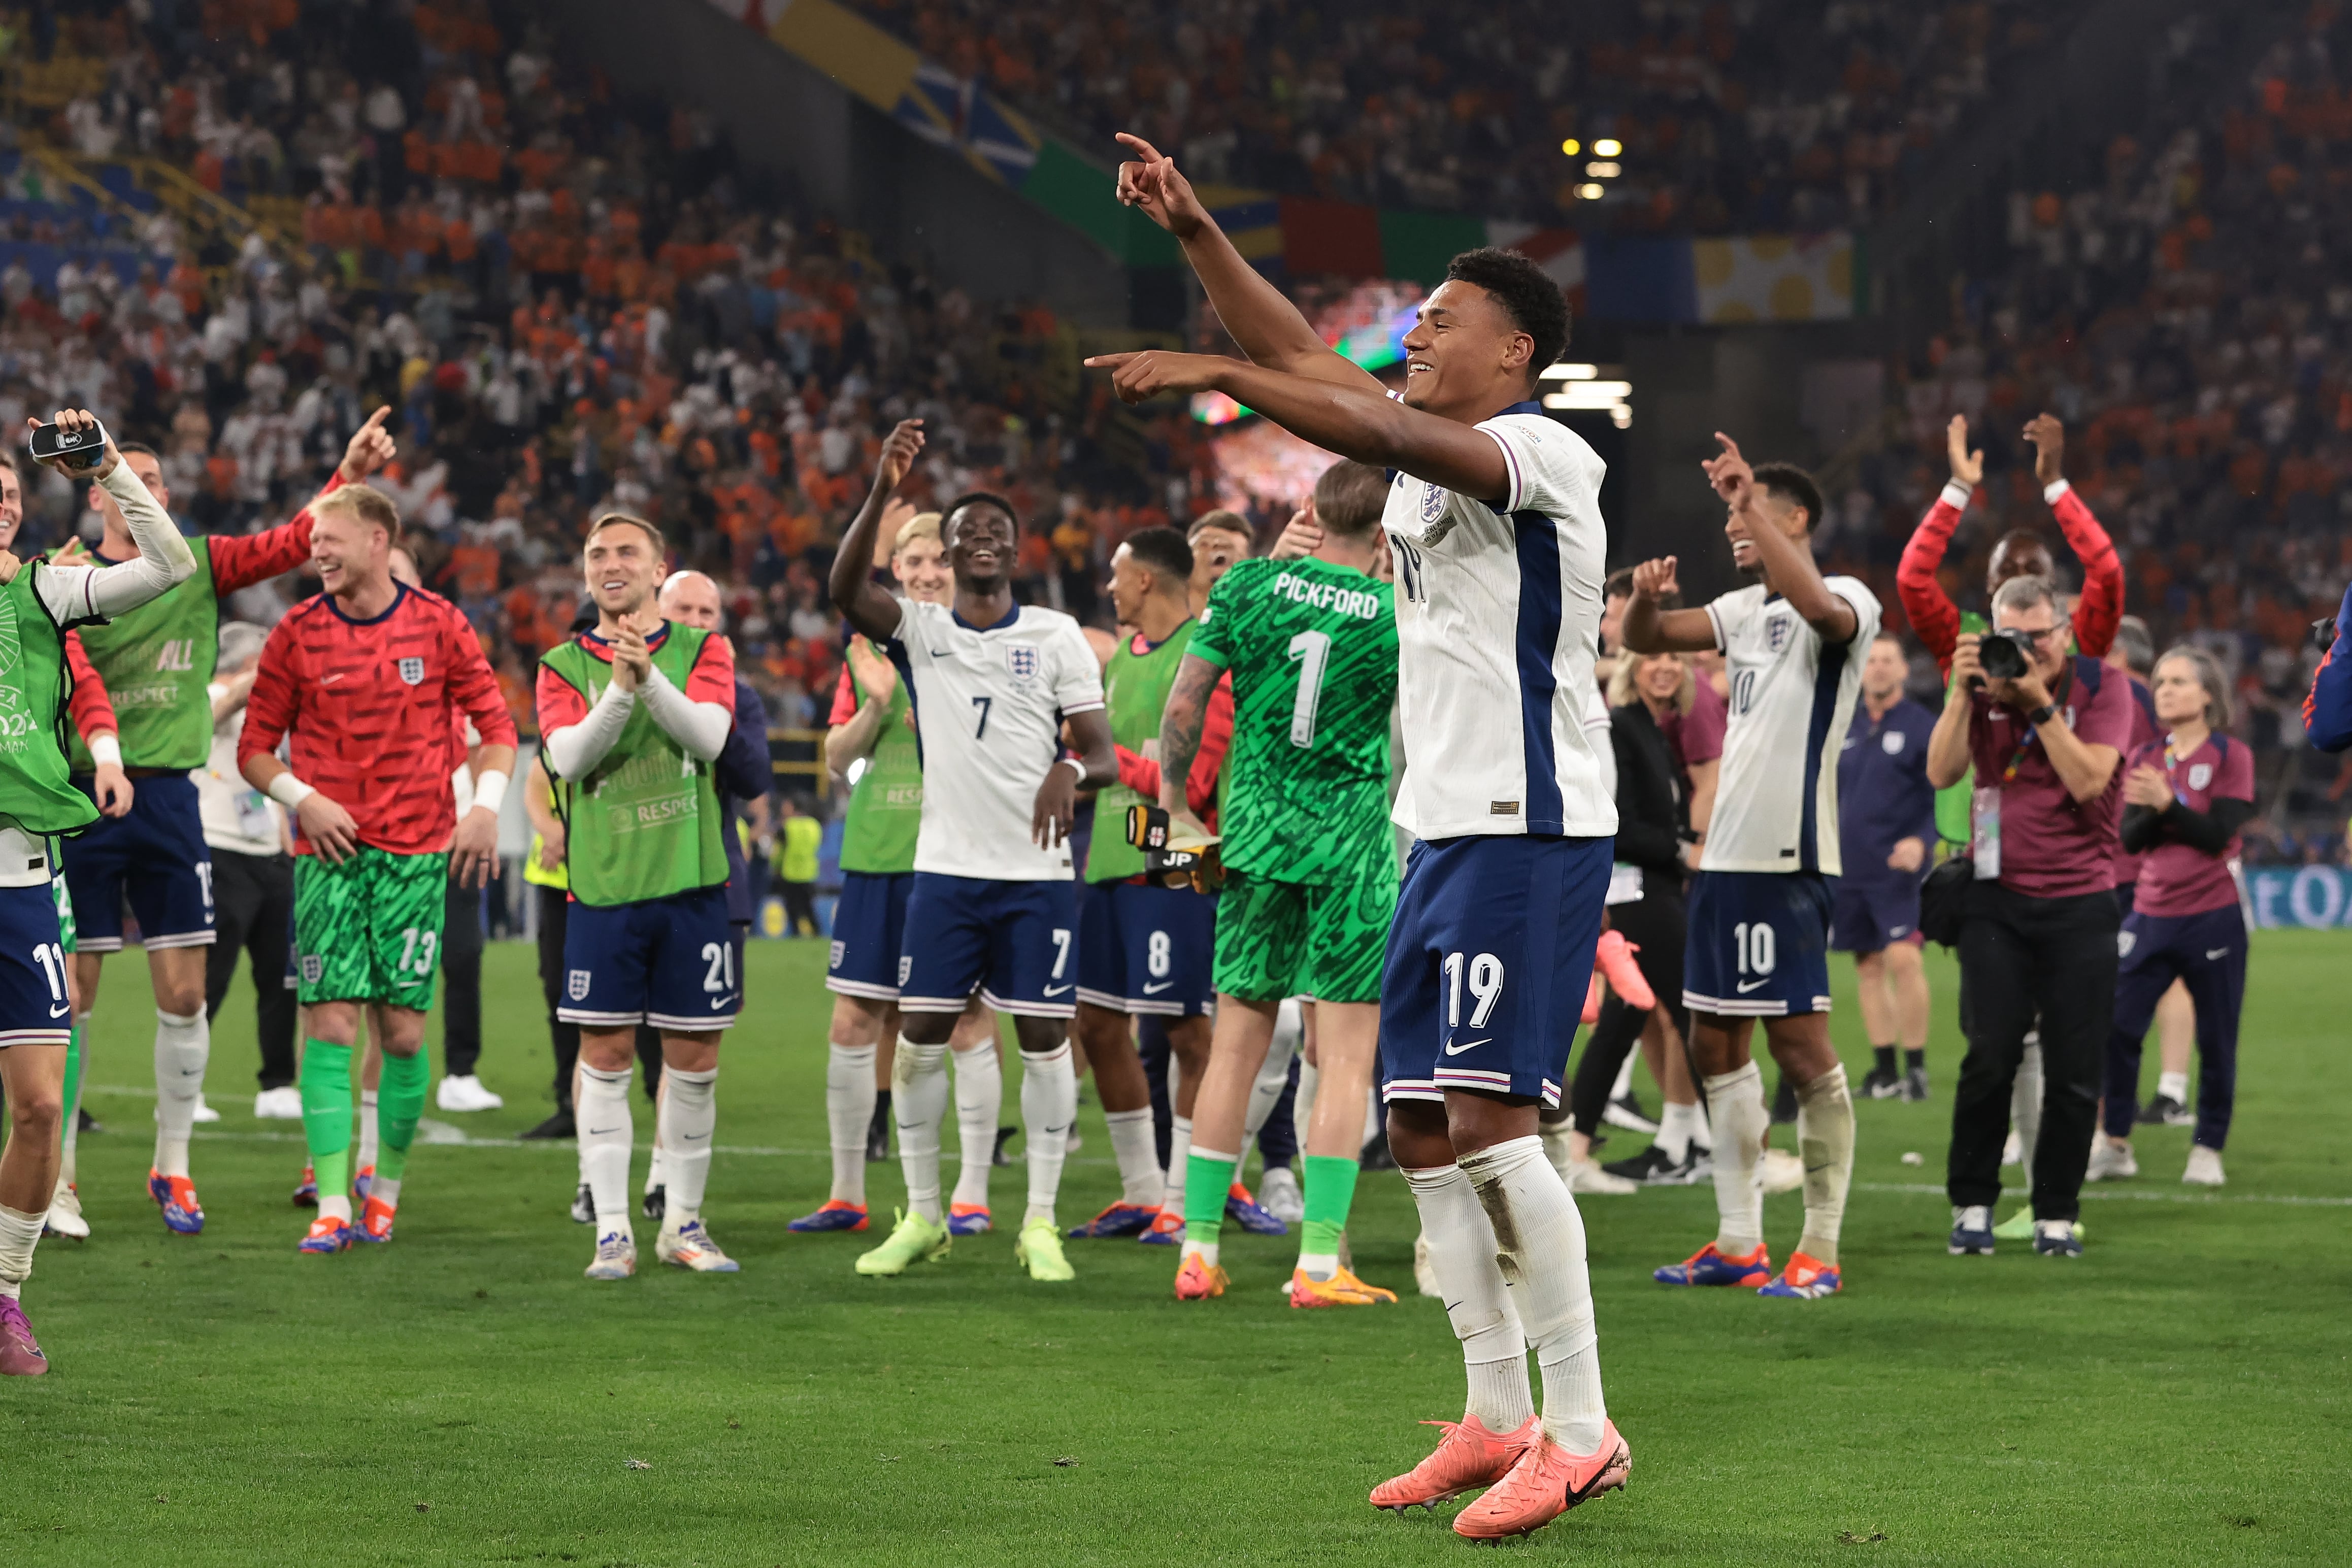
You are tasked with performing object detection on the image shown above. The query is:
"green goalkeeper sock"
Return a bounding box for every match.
[375,1050,428,1187]
[1299,1154,1360,1276]
[300,1041,354,1212]
[1183,1146,1238,1261]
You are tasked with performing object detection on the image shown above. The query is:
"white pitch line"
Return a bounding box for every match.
[1853,1180,2352,1209]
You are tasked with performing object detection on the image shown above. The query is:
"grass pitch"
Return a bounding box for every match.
[5,933,2346,1566]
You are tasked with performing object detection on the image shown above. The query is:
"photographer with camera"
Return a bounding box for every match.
[1925,576,2129,1258]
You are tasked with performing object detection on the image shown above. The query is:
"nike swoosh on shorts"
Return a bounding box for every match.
[1443,1038,1490,1055]
[1736,978,1770,993]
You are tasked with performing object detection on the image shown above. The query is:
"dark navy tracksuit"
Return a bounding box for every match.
[1831,696,1938,952]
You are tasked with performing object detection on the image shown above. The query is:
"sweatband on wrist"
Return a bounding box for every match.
[1939,480,1974,510]
[2043,478,2072,504]
[267,772,317,809]
[1058,757,1086,782]
[471,769,509,815]
[89,733,122,768]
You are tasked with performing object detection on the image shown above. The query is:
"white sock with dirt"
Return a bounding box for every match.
[151,1009,208,1179]
[1457,1135,1607,1454]
[1793,1064,1854,1265]
[1104,1107,1161,1207]
[823,1043,875,1205]
[950,1045,1000,1212]
[658,1067,717,1230]
[0,1203,42,1297]
[356,1090,380,1173]
[1401,1162,1534,1433]
[1018,1043,1077,1226]
[2156,1070,2189,1106]
[891,1036,950,1224]
[1703,1062,1768,1256]
[575,1064,635,1237]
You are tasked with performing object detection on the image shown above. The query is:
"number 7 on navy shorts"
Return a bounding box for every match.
[896,872,1079,1018]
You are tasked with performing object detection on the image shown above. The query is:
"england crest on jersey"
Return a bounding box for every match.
[1766,614,1793,654]
[1006,644,1040,683]
[397,656,425,685]
[2188,763,2212,790]
[568,969,591,1000]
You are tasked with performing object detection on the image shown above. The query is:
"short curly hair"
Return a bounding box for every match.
[1443,247,1571,389]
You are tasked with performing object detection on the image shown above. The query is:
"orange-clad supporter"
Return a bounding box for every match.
[192,146,224,192]
[449,539,502,599]
[403,126,433,176]
[444,215,477,265]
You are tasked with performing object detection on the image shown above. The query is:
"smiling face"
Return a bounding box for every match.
[310,508,388,598]
[2151,654,2210,728]
[1634,652,1684,705]
[1726,488,1805,576]
[583,520,662,620]
[891,533,951,606]
[944,501,1017,592]
[1399,280,1532,417]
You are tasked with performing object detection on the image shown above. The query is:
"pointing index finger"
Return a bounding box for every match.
[1114,131,1164,163]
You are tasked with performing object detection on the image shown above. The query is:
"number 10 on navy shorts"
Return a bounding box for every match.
[1682,869,1834,1018]
[1379,835,1611,1109]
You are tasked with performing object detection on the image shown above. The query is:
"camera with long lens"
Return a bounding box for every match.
[1977,627,2038,682]
[1124,803,1224,893]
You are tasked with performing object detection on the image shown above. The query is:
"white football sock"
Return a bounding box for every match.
[372,1175,403,1210]
[575,1064,636,1236]
[1104,1108,1161,1207]
[658,1067,718,1228]
[0,1202,42,1298]
[891,1036,951,1224]
[1457,1135,1606,1454]
[950,1044,1000,1211]
[356,1090,380,1172]
[1655,1099,1702,1162]
[1294,1057,1318,1155]
[1794,1064,1854,1264]
[824,1043,875,1204]
[1703,1062,1768,1255]
[1018,1043,1076,1226]
[2012,1034,2043,1174]
[1163,1113,1192,1213]
[2156,1070,2189,1105]
[1401,1162,1533,1433]
[151,1009,207,1179]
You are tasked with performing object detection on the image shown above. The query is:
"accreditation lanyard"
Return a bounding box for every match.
[1975,713,2042,879]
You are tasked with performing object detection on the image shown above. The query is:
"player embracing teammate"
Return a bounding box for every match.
[1097,135,1627,1542]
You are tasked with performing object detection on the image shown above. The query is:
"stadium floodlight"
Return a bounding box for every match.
[1585,160,1621,179]
[1594,138,1622,157]
[1540,363,1600,381]
[1561,138,1581,155]
[1542,378,1634,427]
[1576,183,1605,201]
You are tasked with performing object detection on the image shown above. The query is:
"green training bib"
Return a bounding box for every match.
[69,537,220,773]
[543,624,728,908]
[0,568,101,839]
[1085,619,1196,883]
[837,639,923,876]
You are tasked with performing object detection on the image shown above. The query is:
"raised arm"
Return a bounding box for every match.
[1619,556,1717,654]
[1897,415,1980,670]
[1086,354,1510,499]
[2027,416,2123,658]
[1707,433,1856,643]
[26,412,196,624]
[1116,134,1380,394]
[827,420,921,643]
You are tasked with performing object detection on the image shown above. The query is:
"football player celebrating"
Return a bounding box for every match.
[239,484,516,1253]
[4,408,197,1371]
[829,422,1117,1283]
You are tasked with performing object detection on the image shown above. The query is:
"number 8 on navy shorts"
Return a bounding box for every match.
[1683,869,1834,1018]
[896,872,1078,1018]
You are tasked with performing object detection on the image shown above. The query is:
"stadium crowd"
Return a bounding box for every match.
[846,0,2084,232]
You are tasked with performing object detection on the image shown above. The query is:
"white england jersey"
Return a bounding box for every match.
[1699,578,1881,876]
[1382,405,1618,841]
[886,597,1103,881]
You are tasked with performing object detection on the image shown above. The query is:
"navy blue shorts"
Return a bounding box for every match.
[826,870,913,1000]
[1830,875,1923,954]
[1379,835,1611,1109]
[1075,878,1215,1017]
[898,873,1078,1018]
[62,774,216,951]
[558,884,740,1031]
[1684,869,1834,1018]
[0,882,71,1047]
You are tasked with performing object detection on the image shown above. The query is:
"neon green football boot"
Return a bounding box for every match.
[1015,1217,1075,1282]
[854,1208,950,1276]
